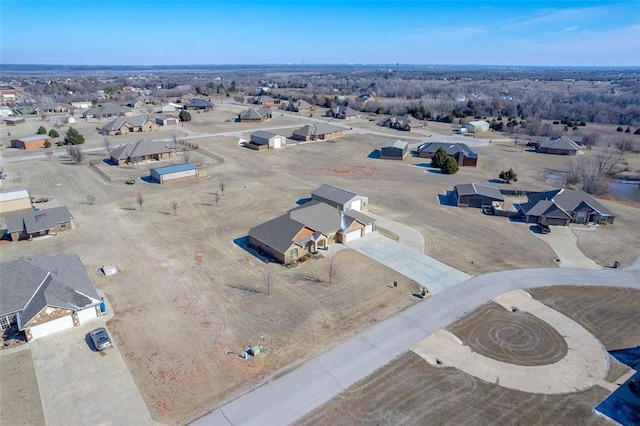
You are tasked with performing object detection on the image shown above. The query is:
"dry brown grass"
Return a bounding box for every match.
[0,350,45,426]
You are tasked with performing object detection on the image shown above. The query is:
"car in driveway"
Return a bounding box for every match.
[538,223,551,234]
[89,327,112,351]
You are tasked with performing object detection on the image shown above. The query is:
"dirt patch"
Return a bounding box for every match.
[0,349,45,426]
[528,286,640,350]
[446,301,568,366]
[298,286,639,425]
[296,351,611,426]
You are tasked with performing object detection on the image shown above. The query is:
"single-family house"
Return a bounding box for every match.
[283,99,314,113]
[519,188,615,226]
[109,139,175,166]
[291,123,343,141]
[0,188,32,216]
[70,101,92,110]
[417,142,478,167]
[252,96,275,107]
[1,89,17,104]
[325,106,362,120]
[83,103,132,119]
[0,254,102,341]
[247,131,286,150]
[248,201,376,264]
[311,184,368,211]
[462,120,490,133]
[380,140,408,160]
[531,136,581,156]
[150,163,198,184]
[39,102,73,114]
[5,206,73,241]
[238,107,272,123]
[183,99,215,111]
[11,135,52,150]
[101,115,159,136]
[155,115,179,126]
[454,183,504,208]
[380,115,424,132]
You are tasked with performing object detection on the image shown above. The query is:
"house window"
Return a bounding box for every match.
[290,248,298,259]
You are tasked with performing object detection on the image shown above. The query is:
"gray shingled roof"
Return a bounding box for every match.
[418,142,478,159]
[249,214,306,253]
[102,115,151,131]
[5,206,72,234]
[252,130,278,140]
[184,99,215,108]
[110,139,173,160]
[382,140,408,149]
[344,209,376,225]
[0,255,101,325]
[290,201,344,234]
[239,107,267,120]
[312,184,359,205]
[293,123,342,137]
[454,183,504,201]
[539,136,581,151]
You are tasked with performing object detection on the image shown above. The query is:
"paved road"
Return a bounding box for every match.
[193,267,640,425]
[347,232,470,294]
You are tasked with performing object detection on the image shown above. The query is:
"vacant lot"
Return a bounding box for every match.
[1,110,638,424]
[297,286,639,426]
[0,349,45,426]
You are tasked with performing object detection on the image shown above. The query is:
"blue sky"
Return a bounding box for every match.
[1,0,639,66]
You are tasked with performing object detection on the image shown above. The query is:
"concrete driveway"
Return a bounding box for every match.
[29,322,160,426]
[347,232,470,294]
[365,212,425,253]
[533,226,601,269]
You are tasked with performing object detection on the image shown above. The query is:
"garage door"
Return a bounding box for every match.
[344,229,362,243]
[468,197,483,208]
[350,199,362,211]
[272,137,282,149]
[76,306,98,324]
[545,217,567,226]
[365,224,373,234]
[28,315,74,340]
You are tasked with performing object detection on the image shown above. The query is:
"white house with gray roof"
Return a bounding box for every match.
[0,255,102,341]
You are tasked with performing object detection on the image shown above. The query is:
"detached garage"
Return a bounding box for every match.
[380,140,408,160]
[454,183,504,208]
[248,131,285,150]
[11,135,52,150]
[150,163,198,184]
[0,187,32,216]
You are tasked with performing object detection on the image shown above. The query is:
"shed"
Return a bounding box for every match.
[462,120,490,133]
[380,140,408,160]
[0,187,32,216]
[11,135,52,150]
[155,115,179,126]
[454,183,504,208]
[100,265,118,276]
[4,117,26,126]
[248,131,285,150]
[150,163,198,184]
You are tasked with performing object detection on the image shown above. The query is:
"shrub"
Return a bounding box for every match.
[617,126,623,132]
[179,110,192,122]
[499,168,518,183]
[37,126,47,134]
[49,129,59,138]
[440,156,459,174]
[431,148,449,168]
[44,140,51,148]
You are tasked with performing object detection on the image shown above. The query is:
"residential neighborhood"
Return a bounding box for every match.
[0,62,638,426]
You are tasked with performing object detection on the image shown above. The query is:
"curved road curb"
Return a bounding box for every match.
[193,267,640,426]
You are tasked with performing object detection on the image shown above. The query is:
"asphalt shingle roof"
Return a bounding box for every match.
[5,206,72,234]
[0,255,101,325]
[293,123,342,137]
[102,115,151,131]
[110,139,173,160]
[382,140,408,149]
[418,142,478,159]
[454,183,504,201]
[312,184,359,205]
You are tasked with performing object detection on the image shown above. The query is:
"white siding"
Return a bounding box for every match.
[161,169,197,182]
[365,224,373,234]
[29,315,74,340]
[272,137,283,149]
[349,199,362,211]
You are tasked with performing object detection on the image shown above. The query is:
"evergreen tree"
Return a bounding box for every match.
[64,126,85,145]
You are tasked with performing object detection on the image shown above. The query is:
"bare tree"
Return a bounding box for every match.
[214,192,220,206]
[104,135,112,155]
[67,145,84,164]
[85,194,96,205]
[182,148,191,163]
[170,201,178,215]
[261,267,278,295]
[326,253,339,284]
[219,181,225,195]
[136,191,144,211]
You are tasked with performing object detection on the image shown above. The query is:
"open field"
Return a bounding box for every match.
[1,109,639,424]
[297,286,640,426]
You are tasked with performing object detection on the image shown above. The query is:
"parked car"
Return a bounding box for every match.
[89,327,112,351]
[125,180,135,185]
[482,206,495,215]
[538,223,551,234]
